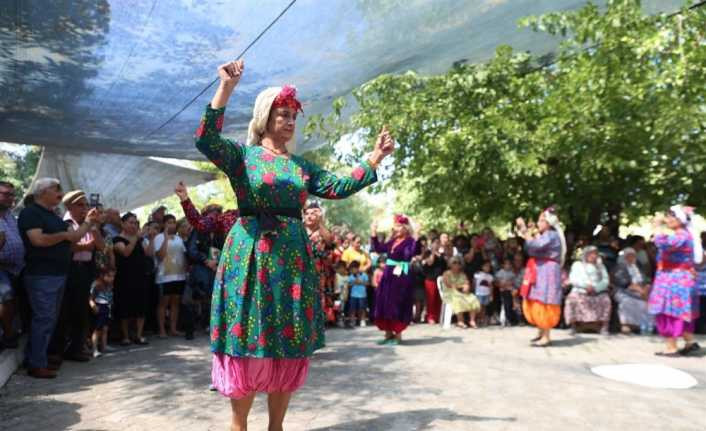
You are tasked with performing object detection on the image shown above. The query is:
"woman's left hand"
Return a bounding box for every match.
[371,126,395,164]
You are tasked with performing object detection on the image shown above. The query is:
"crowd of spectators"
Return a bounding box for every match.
[2,176,705,379]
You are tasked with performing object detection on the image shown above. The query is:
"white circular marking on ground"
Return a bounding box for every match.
[591,364,698,389]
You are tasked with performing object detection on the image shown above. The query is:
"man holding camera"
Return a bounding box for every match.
[49,190,105,366]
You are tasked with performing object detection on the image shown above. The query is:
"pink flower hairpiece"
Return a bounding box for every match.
[272,85,303,113]
[394,214,410,225]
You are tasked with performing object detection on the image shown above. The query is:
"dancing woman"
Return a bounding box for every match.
[648,205,702,357]
[370,214,421,345]
[516,207,566,347]
[197,59,394,431]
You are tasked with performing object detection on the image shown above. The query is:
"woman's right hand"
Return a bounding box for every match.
[175,181,189,201]
[217,59,244,88]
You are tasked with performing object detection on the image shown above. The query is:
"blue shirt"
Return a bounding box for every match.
[348,273,369,298]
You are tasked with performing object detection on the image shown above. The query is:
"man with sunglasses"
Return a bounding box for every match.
[0,181,24,350]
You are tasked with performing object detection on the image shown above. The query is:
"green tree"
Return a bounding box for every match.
[0,146,41,198]
[307,0,706,235]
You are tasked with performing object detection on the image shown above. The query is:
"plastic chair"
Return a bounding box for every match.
[437,276,454,330]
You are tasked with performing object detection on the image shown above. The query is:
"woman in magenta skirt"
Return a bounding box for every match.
[648,205,702,357]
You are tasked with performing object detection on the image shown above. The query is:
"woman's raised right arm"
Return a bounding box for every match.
[195,60,245,174]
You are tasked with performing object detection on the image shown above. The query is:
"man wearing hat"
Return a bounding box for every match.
[18,179,99,378]
[48,190,105,365]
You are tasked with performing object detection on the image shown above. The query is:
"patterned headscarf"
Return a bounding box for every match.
[669,205,703,264]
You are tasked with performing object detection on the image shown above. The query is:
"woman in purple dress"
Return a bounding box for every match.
[370,215,421,345]
[648,205,702,357]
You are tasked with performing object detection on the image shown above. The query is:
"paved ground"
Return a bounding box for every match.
[1,325,704,431]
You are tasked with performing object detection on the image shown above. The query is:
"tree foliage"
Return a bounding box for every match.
[0,146,41,198]
[306,0,706,234]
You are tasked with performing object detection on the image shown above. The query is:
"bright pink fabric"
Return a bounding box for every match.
[211,354,310,399]
[655,313,695,338]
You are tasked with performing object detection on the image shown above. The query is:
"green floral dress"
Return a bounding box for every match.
[196,104,377,358]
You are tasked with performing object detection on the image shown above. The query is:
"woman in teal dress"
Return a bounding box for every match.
[197,60,394,431]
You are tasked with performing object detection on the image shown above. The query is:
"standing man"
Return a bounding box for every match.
[50,190,105,364]
[19,179,98,378]
[0,181,24,349]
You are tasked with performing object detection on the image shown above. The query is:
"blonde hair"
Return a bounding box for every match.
[247,86,297,153]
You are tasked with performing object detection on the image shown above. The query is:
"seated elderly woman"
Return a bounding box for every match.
[441,256,481,328]
[565,246,612,335]
[613,247,651,334]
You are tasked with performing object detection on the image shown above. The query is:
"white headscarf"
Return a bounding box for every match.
[543,208,567,266]
[670,205,703,264]
[246,86,297,153]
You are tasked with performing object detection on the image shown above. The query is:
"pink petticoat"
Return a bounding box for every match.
[211,354,310,399]
[654,314,695,338]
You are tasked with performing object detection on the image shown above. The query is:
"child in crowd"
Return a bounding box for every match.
[89,269,116,358]
[347,261,369,328]
[495,258,518,326]
[334,261,349,327]
[474,260,494,325]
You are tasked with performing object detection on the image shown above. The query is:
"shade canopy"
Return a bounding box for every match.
[0,0,684,159]
[34,147,216,211]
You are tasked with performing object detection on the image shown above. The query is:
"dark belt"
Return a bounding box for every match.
[239,207,302,232]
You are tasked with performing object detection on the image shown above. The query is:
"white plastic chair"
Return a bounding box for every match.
[437,276,454,330]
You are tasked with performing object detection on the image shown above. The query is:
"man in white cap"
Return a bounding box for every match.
[18,178,99,378]
[49,190,106,365]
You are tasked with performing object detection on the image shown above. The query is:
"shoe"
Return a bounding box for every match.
[92,350,102,358]
[28,368,57,379]
[678,342,701,356]
[531,341,552,348]
[600,328,610,336]
[388,338,401,346]
[376,338,392,345]
[64,352,91,362]
[208,384,217,392]
[103,345,118,353]
[655,351,681,358]
[134,337,149,345]
[360,321,367,328]
[120,339,132,346]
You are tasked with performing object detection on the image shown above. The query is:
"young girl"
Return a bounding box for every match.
[495,258,517,326]
[474,261,494,326]
[334,261,349,327]
[155,214,188,338]
[90,269,116,358]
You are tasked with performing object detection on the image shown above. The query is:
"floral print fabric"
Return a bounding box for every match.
[196,104,377,358]
[648,229,700,323]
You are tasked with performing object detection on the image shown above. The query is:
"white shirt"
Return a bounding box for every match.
[153,233,186,284]
[474,272,494,297]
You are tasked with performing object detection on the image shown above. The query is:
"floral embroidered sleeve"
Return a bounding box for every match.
[181,198,239,235]
[306,160,377,200]
[195,104,245,174]
[181,198,218,234]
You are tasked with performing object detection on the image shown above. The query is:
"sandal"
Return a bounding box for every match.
[677,343,701,356]
[655,351,681,358]
[456,323,469,329]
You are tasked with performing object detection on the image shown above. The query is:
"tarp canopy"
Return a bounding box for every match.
[34,147,216,211]
[0,0,685,208]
